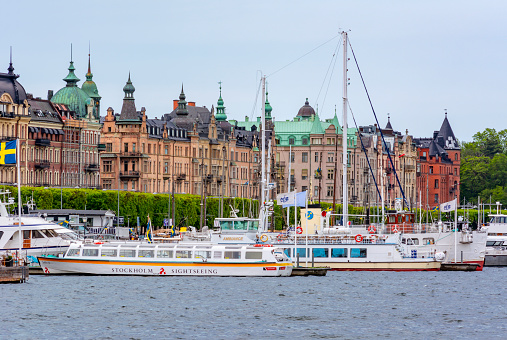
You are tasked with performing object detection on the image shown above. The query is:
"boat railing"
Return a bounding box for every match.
[276,236,390,245]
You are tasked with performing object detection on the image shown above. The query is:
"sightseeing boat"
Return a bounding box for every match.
[38,242,293,276]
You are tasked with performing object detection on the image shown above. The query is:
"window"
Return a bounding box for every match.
[331,248,347,258]
[293,248,307,258]
[314,186,319,198]
[195,251,211,259]
[290,152,295,162]
[429,166,433,174]
[327,138,335,145]
[313,248,328,258]
[103,161,112,172]
[423,238,435,245]
[224,251,241,259]
[434,194,439,203]
[101,249,117,257]
[289,137,295,145]
[312,138,322,145]
[302,137,308,145]
[245,251,263,259]
[423,151,426,157]
[327,153,334,163]
[83,248,99,257]
[106,143,112,152]
[327,169,334,180]
[302,169,308,180]
[326,186,334,197]
[350,248,367,258]
[67,248,80,256]
[315,152,319,162]
[132,143,136,152]
[302,152,308,163]
[213,251,222,259]
[434,179,439,189]
[124,143,128,152]
[120,249,136,257]
[176,250,192,258]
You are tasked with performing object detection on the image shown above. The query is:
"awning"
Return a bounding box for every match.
[57,129,64,135]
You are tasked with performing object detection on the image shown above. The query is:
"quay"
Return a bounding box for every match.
[0,266,29,283]
[291,267,329,276]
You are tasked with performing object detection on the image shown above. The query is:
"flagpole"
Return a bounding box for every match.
[454,198,457,263]
[16,139,22,260]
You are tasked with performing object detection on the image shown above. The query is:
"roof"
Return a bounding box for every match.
[297,98,315,117]
[0,62,27,104]
[27,98,63,124]
[436,114,459,150]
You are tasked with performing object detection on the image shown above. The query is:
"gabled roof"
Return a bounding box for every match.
[437,114,459,150]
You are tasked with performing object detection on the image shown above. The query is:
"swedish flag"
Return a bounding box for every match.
[0,140,16,165]
[146,215,153,243]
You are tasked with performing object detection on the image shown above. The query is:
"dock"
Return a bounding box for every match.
[0,266,29,283]
[291,267,329,276]
[440,263,480,271]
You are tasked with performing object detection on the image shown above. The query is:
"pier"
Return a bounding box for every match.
[0,266,29,283]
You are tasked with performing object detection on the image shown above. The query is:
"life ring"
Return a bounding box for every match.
[355,234,363,243]
[391,225,399,233]
[260,234,269,242]
[296,227,303,234]
[368,225,376,234]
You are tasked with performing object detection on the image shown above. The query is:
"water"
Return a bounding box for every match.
[2,269,506,339]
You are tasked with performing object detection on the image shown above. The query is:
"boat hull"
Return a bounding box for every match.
[298,260,440,271]
[38,257,293,277]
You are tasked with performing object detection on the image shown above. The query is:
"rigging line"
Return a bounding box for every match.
[316,37,342,104]
[348,38,409,209]
[249,76,263,120]
[267,33,341,78]
[348,101,382,202]
[320,43,341,115]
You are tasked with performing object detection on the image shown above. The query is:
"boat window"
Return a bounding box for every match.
[406,238,419,245]
[350,248,367,258]
[293,248,307,258]
[120,249,136,257]
[67,248,80,256]
[312,248,329,258]
[494,241,503,246]
[423,238,435,245]
[138,250,154,258]
[101,249,117,257]
[486,241,495,246]
[220,221,233,230]
[251,221,259,230]
[234,220,248,230]
[32,230,45,239]
[0,231,3,240]
[224,251,241,259]
[23,230,31,239]
[213,251,222,259]
[42,230,54,237]
[283,249,290,257]
[176,250,192,258]
[331,248,347,258]
[195,251,211,259]
[83,248,99,257]
[245,251,263,259]
[157,250,173,258]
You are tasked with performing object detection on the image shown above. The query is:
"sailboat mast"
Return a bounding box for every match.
[342,31,349,227]
[260,76,266,230]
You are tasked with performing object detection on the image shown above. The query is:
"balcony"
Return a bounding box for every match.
[35,138,51,147]
[405,165,416,171]
[85,163,99,172]
[35,160,50,169]
[97,143,106,151]
[0,111,15,118]
[163,172,171,180]
[119,171,140,178]
[120,152,144,158]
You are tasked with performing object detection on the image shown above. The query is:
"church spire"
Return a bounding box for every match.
[63,44,80,87]
[175,84,188,115]
[215,81,227,121]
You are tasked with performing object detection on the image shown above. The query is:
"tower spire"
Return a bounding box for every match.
[215,81,227,121]
[7,46,14,75]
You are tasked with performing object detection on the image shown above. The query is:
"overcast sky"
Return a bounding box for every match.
[4,1,506,142]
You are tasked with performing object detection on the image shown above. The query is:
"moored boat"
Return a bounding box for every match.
[38,242,293,276]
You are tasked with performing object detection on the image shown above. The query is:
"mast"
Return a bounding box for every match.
[260,76,266,230]
[341,31,349,227]
[287,144,292,227]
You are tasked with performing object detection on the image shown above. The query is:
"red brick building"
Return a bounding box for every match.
[415,114,460,209]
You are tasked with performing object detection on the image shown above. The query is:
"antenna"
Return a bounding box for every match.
[444,108,447,117]
[10,46,12,64]
[70,43,73,62]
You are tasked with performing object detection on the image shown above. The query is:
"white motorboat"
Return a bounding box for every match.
[483,212,507,266]
[0,195,77,260]
[38,242,293,276]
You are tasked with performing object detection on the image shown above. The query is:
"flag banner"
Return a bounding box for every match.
[0,140,16,165]
[282,191,307,208]
[440,199,457,213]
[146,215,153,243]
[276,192,295,206]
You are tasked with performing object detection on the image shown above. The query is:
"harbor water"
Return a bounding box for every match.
[3,268,506,339]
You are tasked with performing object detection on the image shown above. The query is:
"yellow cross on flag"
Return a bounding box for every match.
[0,140,16,165]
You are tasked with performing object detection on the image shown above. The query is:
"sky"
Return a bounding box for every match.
[4,1,506,142]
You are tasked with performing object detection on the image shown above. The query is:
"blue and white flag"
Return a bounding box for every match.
[276,192,295,206]
[440,199,457,213]
[281,191,307,208]
[0,140,16,165]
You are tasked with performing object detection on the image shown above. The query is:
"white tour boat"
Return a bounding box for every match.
[483,211,507,266]
[38,242,293,276]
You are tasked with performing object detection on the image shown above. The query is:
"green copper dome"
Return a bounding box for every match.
[215,82,227,121]
[51,60,91,118]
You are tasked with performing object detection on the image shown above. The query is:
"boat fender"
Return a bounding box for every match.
[260,234,269,242]
[296,227,303,234]
[368,225,376,234]
[355,234,363,243]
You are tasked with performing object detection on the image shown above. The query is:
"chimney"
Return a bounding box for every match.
[47,90,53,101]
[188,101,196,107]
[433,131,439,139]
[173,100,178,110]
